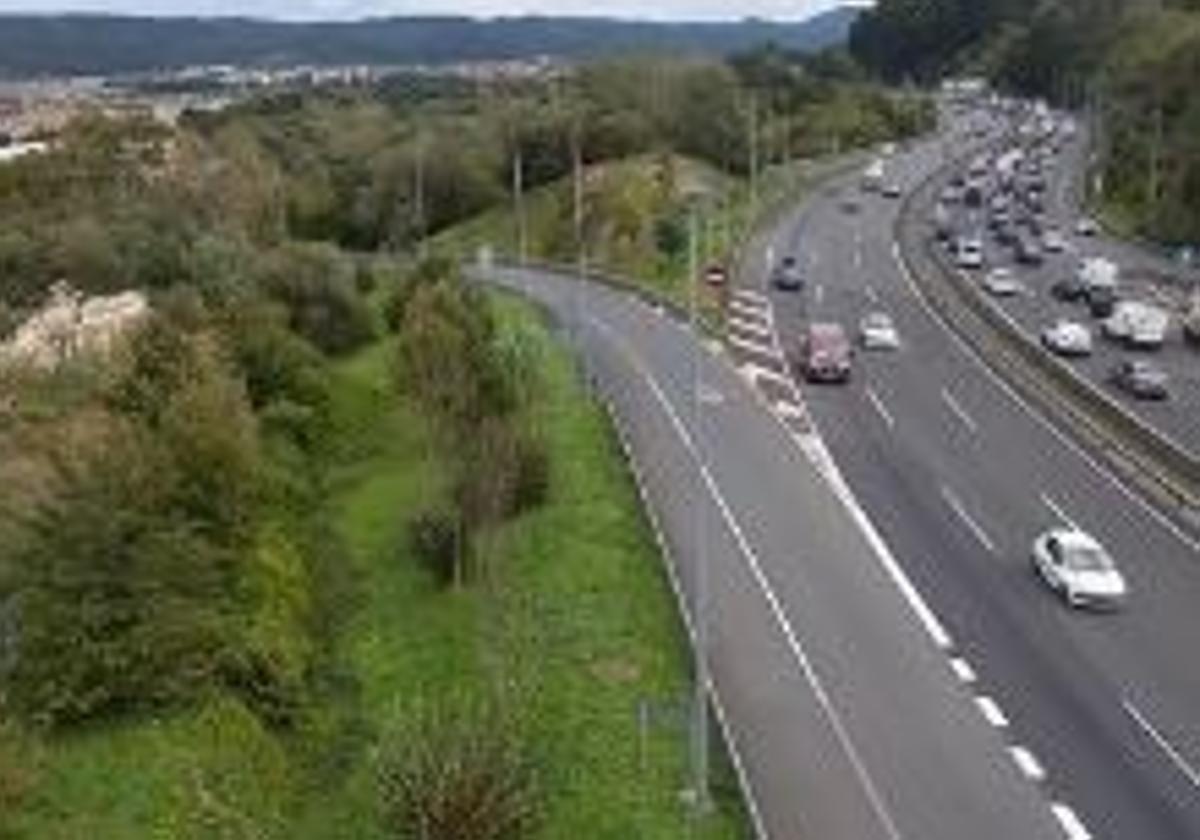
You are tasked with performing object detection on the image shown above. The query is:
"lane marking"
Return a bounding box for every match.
[941,485,997,554]
[775,400,806,420]
[1123,698,1200,790]
[949,657,977,684]
[1040,493,1079,530]
[732,287,769,305]
[1050,802,1092,840]
[865,285,878,303]
[739,361,792,388]
[1009,746,1047,782]
[728,315,774,340]
[814,284,825,306]
[890,239,1200,556]
[975,695,1010,728]
[853,247,863,268]
[729,297,771,320]
[727,333,782,359]
[589,315,908,840]
[940,387,978,434]
[865,387,895,429]
[599,395,769,840]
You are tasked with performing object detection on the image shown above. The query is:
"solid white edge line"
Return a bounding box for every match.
[1049,802,1092,840]
[1009,746,1047,782]
[941,485,997,554]
[890,239,1200,556]
[975,695,1010,729]
[590,314,907,840]
[600,392,771,840]
[1122,698,1200,791]
[940,386,978,434]
[949,657,978,684]
[865,386,896,429]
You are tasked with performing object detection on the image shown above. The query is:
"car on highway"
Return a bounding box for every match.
[859,312,901,350]
[881,182,903,199]
[1185,296,1200,347]
[1110,359,1170,400]
[772,256,804,292]
[800,322,852,384]
[1042,228,1068,253]
[1041,320,1093,356]
[1086,285,1118,318]
[981,267,1024,296]
[955,236,985,270]
[1074,217,1100,237]
[1032,528,1128,609]
[1102,301,1169,349]
[1015,233,1045,266]
[1051,275,1087,302]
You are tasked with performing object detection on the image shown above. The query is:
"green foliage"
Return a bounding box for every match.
[0,715,41,836]
[375,703,540,840]
[408,510,464,589]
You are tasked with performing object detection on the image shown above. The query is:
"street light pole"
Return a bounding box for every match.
[687,204,711,817]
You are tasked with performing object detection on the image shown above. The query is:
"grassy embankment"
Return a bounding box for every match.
[8,291,746,839]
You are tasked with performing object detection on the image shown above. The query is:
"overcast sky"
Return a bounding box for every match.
[0,0,862,22]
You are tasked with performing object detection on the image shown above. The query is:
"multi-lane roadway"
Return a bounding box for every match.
[745,111,1200,839]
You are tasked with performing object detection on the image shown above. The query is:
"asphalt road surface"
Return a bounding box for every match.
[477,263,1066,840]
[749,114,1200,840]
[929,122,1200,458]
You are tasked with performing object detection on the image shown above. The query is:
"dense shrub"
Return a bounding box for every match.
[376,706,539,840]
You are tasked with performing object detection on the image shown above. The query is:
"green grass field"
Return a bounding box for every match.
[8,292,746,839]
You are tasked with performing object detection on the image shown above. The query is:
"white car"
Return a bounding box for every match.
[1042,228,1068,253]
[1032,529,1127,609]
[956,238,985,270]
[981,267,1023,296]
[860,312,901,350]
[1041,320,1092,356]
[1074,217,1099,237]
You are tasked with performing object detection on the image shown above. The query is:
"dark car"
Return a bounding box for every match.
[994,223,1018,247]
[800,323,852,384]
[1110,360,1169,400]
[1086,285,1118,318]
[772,256,804,291]
[1016,235,1044,266]
[1051,276,1088,302]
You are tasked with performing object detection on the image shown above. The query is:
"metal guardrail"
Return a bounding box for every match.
[895,153,1200,514]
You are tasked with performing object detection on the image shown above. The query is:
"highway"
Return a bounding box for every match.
[927,121,1200,458]
[478,263,1066,839]
[745,114,1200,839]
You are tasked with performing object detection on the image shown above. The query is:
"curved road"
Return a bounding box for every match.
[478,263,1065,839]
[744,112,1200,839]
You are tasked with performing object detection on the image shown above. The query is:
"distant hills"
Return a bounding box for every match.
[0,8,861,78]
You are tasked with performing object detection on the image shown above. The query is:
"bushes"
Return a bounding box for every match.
[376,706,539,840]
[408,510,464,589]
[0,715,41,834]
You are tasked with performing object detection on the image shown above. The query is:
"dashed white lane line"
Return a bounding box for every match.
[1050,802,1092,840]
[1009,746,1047,782]
[865,386,895,429]
[865,285,878,303]
[814,284,825,305]
[588,315,908,840]
[1040,492,1080,530]
[727,332,782,359]
[975,695,1010,729]
[728,315,775,340]
[1123,698,1200,790]
[890,239,1200,557]
[941,485,997,554]
[775,400,805,420]
[940,386,978,434]
[949,657,977,684]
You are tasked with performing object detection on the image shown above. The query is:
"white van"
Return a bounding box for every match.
[1103,301,1169,349]
[1077,257,1119,294]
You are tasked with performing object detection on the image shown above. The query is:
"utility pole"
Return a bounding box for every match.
[687,203,711,819]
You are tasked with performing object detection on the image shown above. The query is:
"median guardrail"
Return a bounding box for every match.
[895,152,1200,515]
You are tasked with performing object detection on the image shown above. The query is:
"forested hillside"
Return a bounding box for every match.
[0,9,860,77]
[850,0,1200,243]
